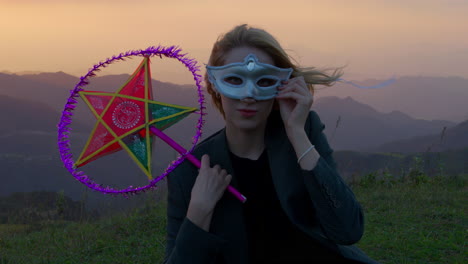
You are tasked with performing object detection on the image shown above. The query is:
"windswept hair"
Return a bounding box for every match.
[205,24,344,116]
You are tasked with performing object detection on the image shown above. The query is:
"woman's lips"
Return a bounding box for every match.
[238,109,257,117]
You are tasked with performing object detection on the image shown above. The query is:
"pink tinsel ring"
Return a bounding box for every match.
[57,46,205,196]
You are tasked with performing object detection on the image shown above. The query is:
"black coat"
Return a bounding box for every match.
[164,111,379,264]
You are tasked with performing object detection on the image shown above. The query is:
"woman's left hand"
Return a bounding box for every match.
[276,76,314,133]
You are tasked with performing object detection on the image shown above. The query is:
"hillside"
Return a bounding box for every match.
[313,96,454,151]
[372,119,468,153]
[0,95,61,133]
[1,145,466,202]
[317,75,468,122]
[0,72,466,204]
[0,191,85,224]
[0,72,457,151]
[334,147,468,180]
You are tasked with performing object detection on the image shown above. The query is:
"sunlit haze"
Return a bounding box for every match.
[1,0,467,84]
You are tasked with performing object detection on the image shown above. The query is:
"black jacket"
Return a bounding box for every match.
[164,111,379,264]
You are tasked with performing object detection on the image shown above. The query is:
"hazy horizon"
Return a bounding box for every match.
[1,0,467,84]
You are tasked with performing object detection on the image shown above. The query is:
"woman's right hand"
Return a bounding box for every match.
[187,154,232,231]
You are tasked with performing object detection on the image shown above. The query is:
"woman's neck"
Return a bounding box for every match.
[225,124,266,160]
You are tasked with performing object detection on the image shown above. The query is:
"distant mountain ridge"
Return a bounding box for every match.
[372,119,468,153]
[2,72,468,121]
[0,94,462,155]
[21,71,77,88]
[0,94,90,136]
[0,94,58,133]
[317,75,468,122]
[313,96,455,151]
[2,72,466,211]
[0,71,463,151]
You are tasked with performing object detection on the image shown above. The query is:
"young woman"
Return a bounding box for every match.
[164,24,379,264]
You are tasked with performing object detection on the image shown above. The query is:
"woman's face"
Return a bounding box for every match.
[219,46,275,132]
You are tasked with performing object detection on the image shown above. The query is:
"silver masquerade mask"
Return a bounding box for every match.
[206,54,293,100]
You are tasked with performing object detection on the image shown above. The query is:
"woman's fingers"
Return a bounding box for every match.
[191,154,232,211]
[277,76,313,105]
[220,169,227,177]
[201,154,210,170]
[277,89,313,105]
[276,91,304,102]
[224,174,232,187]
[276,76,314,130]
[278,76,308,96]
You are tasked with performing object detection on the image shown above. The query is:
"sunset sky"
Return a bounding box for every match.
[1,0,467,84]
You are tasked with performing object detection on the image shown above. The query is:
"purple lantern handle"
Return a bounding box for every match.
[150,126,247,203]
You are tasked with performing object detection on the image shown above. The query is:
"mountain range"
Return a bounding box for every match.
[2,72,468,121]
[313,96,454,151]
[317,76,468,122]
[1,71,465,151]
[372,119,468,153]
[1,71,467,205]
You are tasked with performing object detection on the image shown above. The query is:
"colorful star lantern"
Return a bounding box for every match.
[58,46,246,202]
[75,57,197,179]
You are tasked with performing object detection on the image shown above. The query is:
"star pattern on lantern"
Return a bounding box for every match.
[75,57,197,179]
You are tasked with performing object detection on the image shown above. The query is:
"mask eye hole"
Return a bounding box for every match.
[223,76,243,86]
[257,78,278,87]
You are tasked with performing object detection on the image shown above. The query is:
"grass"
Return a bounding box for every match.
[0,174,466,264]
[0,204,167,264]
[354,174,467,264]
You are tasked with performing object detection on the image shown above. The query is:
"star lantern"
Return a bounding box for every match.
[75,57,197,179]
[58,46,246,202]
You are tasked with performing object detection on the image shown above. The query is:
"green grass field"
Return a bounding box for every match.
[353,174,467,264]
[0,174,466,264]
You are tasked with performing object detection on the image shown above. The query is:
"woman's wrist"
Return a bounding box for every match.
[286,127,308,147]
[187,201,214,232]
[287,128,319,170]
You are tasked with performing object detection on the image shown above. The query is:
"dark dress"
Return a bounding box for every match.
[163,111,380,264]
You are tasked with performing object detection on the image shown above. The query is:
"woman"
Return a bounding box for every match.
[164,24,379,264]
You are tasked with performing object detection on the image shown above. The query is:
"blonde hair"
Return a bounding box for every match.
[205,24,343,117]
